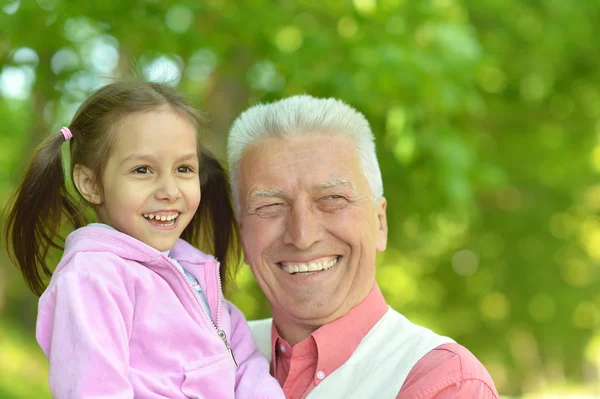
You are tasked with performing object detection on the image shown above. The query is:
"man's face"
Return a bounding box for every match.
[238,135,387,332]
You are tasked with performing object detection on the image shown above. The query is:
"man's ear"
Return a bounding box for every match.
[375,197,388,252]
[73,164,103,205]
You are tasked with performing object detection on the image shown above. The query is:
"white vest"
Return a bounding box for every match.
[249,307,454,398]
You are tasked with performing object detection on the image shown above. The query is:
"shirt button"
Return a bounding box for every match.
[279,344,286,353]
[316,370,325,380]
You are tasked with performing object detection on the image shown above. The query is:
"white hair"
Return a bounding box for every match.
[227,95,384,213]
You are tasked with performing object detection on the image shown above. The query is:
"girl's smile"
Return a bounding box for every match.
[143,211,180,229]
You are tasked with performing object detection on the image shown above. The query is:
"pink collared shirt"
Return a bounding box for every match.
[271,285,499,399]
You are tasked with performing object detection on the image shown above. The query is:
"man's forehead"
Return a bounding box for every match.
[239,135,364,199]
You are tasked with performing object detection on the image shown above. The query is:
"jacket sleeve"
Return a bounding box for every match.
[36,259,135,398]
[226,301,285,399]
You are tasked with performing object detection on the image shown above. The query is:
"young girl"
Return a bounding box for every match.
[4,81,285,398]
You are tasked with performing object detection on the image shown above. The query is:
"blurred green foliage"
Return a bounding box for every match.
[1,0,600,397]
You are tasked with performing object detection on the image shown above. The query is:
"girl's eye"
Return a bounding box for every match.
[177,165,193,173]
[133,166,150,174]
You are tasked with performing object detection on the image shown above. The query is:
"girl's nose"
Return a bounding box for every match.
[155,176,181,201]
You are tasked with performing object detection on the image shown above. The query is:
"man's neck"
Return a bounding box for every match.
[273,322,317,346]
[272,317,322,346]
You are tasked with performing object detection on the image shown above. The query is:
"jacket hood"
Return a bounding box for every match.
[56,225,215,276]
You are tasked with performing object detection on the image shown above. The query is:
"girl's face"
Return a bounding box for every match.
[95,109,201,251]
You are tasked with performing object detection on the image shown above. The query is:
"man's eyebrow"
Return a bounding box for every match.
[248,179,355,199]
[249,188,285,198]
[313,178,356,191]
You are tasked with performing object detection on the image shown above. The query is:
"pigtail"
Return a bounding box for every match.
[182,146,241,294]
[3,131,85,296]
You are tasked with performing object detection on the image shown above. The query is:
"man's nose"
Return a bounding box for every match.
[282,201,323,250]
[155,175,181,202]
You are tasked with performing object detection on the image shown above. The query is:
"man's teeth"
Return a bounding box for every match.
[143,213,179,221]
[281,258,338,274]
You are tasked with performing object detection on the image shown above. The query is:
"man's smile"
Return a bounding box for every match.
[278,256,340,275]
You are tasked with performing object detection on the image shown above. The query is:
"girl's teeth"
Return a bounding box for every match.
[143,213,179,220]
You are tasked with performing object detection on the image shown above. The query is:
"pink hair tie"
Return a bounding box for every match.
[60,127,73,141]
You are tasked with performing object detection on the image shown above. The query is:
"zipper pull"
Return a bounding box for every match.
[218,329,238,368]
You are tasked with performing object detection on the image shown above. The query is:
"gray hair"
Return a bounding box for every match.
[227,95,383,213]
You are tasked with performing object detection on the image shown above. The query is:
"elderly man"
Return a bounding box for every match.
[227,95,499,398]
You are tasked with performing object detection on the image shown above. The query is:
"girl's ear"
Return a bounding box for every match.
[73,164,103,205]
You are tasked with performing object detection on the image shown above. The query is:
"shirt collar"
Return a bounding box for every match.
[270,283,388,377]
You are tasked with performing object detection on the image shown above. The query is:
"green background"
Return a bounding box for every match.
[1,0,599,397]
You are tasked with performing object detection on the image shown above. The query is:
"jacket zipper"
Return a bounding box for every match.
[162,255,238,367]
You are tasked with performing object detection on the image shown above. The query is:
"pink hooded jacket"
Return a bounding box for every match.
[36,225,285,398]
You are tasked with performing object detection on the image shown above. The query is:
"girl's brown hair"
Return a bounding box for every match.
[4,80,240,296]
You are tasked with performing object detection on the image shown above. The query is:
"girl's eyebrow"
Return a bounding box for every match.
[177,153,199,163]
[120,152,198,165]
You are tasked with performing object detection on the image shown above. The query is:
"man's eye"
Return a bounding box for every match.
[324,195,346,202]
[255,203,285,218]
[258,203,283,210]
[320,195,348,210]
[133,166,150,174]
